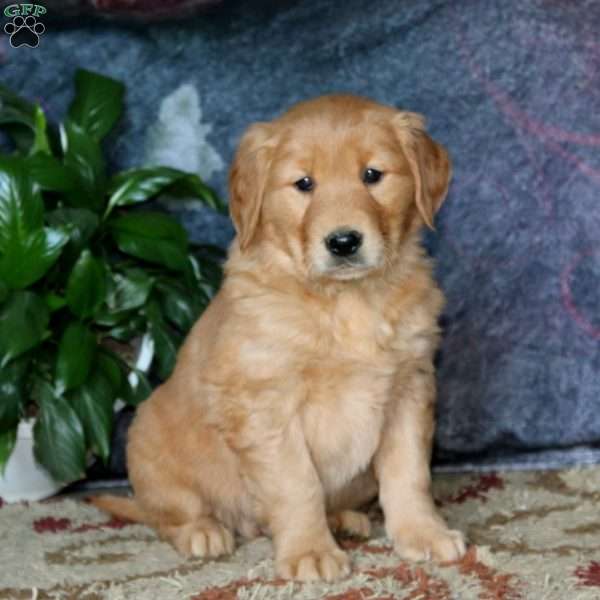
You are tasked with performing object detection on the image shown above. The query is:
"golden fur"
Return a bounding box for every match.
[92,95,466,581]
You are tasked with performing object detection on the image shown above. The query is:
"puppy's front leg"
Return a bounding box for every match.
[245,415,349,581]
[374,367,466,562]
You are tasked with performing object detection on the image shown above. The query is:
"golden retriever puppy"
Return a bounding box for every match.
[92,94,466,581]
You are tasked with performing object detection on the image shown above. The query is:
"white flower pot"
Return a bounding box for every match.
[0,420,63,503]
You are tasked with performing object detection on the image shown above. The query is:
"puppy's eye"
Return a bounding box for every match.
[363,168,383,185]
[294,176,314,192]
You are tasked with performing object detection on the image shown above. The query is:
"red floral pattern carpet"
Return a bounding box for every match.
[2,468,600,599]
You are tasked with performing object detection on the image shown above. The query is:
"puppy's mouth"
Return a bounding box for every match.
[319,255,379,281]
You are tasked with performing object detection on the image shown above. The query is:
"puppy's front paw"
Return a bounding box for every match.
[392,521,466,563]
[277,548,350,581]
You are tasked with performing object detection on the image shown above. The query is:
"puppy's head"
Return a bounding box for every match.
[229,95,451,281]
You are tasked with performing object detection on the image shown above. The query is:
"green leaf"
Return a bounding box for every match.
[65,250,107,318]
[33,381,86,483]
[47,207,99,252]
[187,255,220,300]
[189,248,223,294]
[105,167,191,219]
[109,212,187,246]
[0,355,28,431]
[0,84,35,132]
[106,314,146,342]
[31,105,51,156]
[0,156,43,249]
[94,307,132,328]
[60,120,106,212]
[0,279,7,303]
[0,427,17,476]
[44,292,66,312]
[68,69,125,141]
[166,173,227,214]
[0,226,68,289]
[69,366,114,462]
[0,155,70,289]
[0,85,41,153]
[156,279,201,332]
[107,268,154,312]
[97,350,123,393]
[27,154,79,192]
[55,322,96,393]
[0,291,49,367]
[146,300,179,380]
[109,212,189,271]
[121,368,152,407]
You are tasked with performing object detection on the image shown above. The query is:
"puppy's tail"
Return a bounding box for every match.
[88,494,147,525]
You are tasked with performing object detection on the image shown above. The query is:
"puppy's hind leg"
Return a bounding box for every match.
[127,420,239,559]
[91,482,235,558]
[134,472,236,559]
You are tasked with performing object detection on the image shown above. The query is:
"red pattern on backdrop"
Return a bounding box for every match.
[454,3,600,345]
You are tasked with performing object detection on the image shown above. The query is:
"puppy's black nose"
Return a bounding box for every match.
[325,229,363,257]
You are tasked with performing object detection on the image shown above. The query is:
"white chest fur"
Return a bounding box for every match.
[299,290,398,495]
[301,366,391,495]
[228,279,425,494]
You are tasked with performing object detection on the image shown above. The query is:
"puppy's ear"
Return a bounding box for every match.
[393,112,452,229]
[229,122,276,250]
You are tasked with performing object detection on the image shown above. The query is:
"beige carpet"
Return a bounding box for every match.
[2,468,600,599]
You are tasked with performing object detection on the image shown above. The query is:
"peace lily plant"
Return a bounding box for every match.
[0,69,224,488]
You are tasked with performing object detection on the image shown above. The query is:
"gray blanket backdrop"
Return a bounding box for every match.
[3,0,599,470]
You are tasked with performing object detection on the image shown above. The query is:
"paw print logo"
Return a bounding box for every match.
[4,15,45,48]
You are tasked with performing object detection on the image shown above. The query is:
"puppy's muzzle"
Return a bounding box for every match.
[325,229,363,258]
